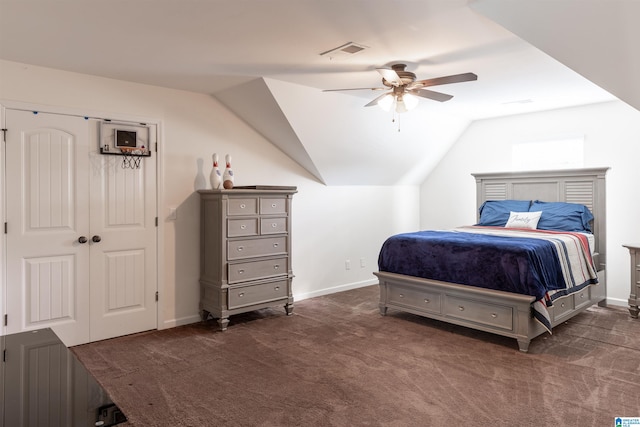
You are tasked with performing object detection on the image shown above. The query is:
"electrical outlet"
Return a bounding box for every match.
[360,258,366,268]
[345,259,351,270]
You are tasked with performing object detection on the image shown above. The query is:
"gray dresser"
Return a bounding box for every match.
[198,187,297,330]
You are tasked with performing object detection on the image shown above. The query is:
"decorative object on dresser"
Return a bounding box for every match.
[375,168,609,352]
[222,154,234,189]
[623,244,640,318]
[198,186,297,330]
[210,153,222,190]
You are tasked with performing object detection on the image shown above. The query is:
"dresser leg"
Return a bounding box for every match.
[629,305,639,319]
[517,338,530,353]
[200,309,210,321]
[217,317,229,331]
[285,303,294,316]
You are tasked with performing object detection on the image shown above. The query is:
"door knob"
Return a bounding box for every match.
[78,236,88,244]
[92,235,102,243]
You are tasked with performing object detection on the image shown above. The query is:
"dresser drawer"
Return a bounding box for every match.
[228,257,288,283]
[260,198,288,215]
[228,280,289,309]
[388,286,441,315]
[444,296,513,331]
[573,287,591,310]
[228,218,259,237]
[260,217,287,235]
[228,198,258,216]
[552,296,574,321]
[228,237,287,260]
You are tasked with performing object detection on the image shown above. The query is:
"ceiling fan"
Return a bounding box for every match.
[323,63,478,113]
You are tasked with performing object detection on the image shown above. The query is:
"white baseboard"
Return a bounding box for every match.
[159,280,378,330]
[293,279,377,302]
[161,314,202,330]
[605,297,629,309]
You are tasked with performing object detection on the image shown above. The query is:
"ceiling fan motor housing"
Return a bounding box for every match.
[382,64,416,87]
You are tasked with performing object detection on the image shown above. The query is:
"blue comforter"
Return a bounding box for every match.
[377,230,566,301]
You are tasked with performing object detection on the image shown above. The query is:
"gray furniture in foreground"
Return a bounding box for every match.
[199,187,296,330]
[375,168,608,352]
[623,244,640,318]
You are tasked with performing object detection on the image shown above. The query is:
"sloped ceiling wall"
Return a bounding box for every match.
[472,0,640,113]
[216,78,471,186]
[215,78,326,184]
[216,0,638,186]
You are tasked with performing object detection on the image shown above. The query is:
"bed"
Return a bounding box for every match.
[374,168,608,352]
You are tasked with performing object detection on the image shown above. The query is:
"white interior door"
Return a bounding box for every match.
[5,109,158,346]
[88,121,158,342]
[5,110,91,345]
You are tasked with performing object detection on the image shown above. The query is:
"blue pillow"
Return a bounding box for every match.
[477,200,532,226]
[529,201,594,232]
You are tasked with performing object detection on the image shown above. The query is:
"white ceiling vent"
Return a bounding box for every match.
[320,42,368,60]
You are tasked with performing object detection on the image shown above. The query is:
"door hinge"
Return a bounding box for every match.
[155,217,158,227]
[1,128,7,142]
[3,314,7,326]
[155,291,159,302]
[4,222,6,234]
[3,349,6,363]
[155,142,158,152]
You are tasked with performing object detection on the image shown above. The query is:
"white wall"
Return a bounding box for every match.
[0,60,420,330]
[420,100,640,306]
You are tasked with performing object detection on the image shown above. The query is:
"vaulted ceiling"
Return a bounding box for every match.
[1,0,636,185]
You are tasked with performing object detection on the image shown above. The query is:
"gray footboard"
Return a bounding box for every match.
[375,270,606,352]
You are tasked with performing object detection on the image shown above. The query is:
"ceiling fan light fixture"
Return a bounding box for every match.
[393,93,419,114]
[402,93,419,110]
[378,93,395,111]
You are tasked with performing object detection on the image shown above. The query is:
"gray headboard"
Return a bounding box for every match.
[471,168,609,270]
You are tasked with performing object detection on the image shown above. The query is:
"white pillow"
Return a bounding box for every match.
[505,211,542,230]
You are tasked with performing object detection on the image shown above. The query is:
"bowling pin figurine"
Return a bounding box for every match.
[223,154,234,189]
[210,153,222,189]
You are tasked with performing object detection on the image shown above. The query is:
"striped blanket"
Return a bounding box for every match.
[377,226,599,333]
[455,226,598,331]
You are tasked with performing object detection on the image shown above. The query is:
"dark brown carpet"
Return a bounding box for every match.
[72,285,640,427]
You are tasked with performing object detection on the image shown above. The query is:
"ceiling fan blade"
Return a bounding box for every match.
[409,88,454,102]
[413,72,478,88]
[364,91,392,107]
[322,87,386,92]
[376,68,402,86]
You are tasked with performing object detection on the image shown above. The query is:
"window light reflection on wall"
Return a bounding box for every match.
[512,136,585,170]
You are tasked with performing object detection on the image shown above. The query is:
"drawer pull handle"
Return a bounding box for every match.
[561,302,565,307]
[491,313,497,318]
[424,299,430,304]
[273,243,279,248]
[271,203,277,208]
[240,204,246,209]
[240,224,246,230]
[238,292,244,298]
[274,286,280,291]
[274,264,279,270]
[238,269,245,275]
[399,294,404,298]
[458,306,465,311]
[271,223,277,228]
[237,246,244,252]
[580,293,585,299]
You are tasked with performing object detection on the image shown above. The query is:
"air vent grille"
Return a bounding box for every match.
[320,42,368,60]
